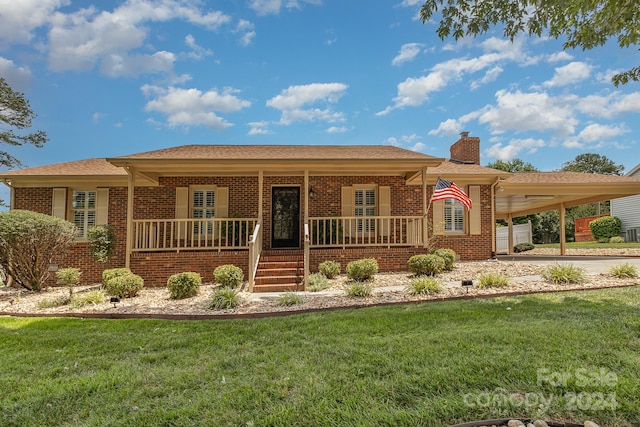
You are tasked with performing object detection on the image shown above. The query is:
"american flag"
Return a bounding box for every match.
[430,177,473,211]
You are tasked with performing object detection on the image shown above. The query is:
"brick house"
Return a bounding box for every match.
[3,134,640,291]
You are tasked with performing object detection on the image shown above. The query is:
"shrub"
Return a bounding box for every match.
[318,260,340,279]
[70,290,105,308]
[514,242,535,253]
[213,265,244,288]
[307,273,330,292]
[56,267,81,296]
[87,225,116,263]
[346,258,378,281]
[407,277,442,295]
[610,236,625,244]
[277,292,303,306]
[589,216,622,241]
[0,210,77,291]
[542,263,587,284]
[103,273,144,298]
[432,248,456,271]
[102,268,133,285]
[167,272,201,299]
[477,273,509,288]
[209,287,241,310]
[344,281,373,297]
[37,295,70,309]
[609,263,638,278]
[408,254,445,276]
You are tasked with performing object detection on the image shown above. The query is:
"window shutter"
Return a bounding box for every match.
[341,186,354,238]
[378,186,390,237]
[175,187,189,239]
[95,188,109,225]
[469,185,481,235]
[215,187,229,218]
[52,188,67,219]
[432,200,444,235]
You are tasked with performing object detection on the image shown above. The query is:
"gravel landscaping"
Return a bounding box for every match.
[1,248,638,318]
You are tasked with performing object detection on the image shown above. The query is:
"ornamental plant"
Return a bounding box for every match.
[213,265,244,288]
[589,216,622,242]
[0,210,76,291]
[307,273,330,292]
[346,258,378,281]
[167,272,201,299]
[103,273,144,298]
[87,225,116,263]
[408,254,445,276]
[56,267,81,296]
[318,260,341,279]
[432,248,456,271]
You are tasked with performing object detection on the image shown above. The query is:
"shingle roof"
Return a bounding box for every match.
[0,158,126,176]
[429,160,511,176]
[504,171,640,184]
[113,144,437,161]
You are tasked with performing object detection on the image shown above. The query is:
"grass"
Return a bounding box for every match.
[536,241,640,249]
[477,272,510,288]
[1,287,640,426]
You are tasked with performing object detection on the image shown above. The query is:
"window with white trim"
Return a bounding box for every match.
[444,199,464,232]
[72,190,96,238]
[354,188,376,233]
[192,188,215,235]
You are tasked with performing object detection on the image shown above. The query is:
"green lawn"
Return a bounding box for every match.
[1,287,640,426]
[536,241,640,249]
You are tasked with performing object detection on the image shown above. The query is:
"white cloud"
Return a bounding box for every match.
[185,34,213,59]
[543,61,591,87]
[484,138,546,161]
[400,0,422,5]
[326,126,348,134]
[234,19,256,46]
[576,92,640,119]
[428,119,462,136]
[0,57,32,88]
[391,43,423,66]
[142,85,251,130]
[0,0,68,46]
[267,82,348,125]
[249,0,321,15]
[478,90,578,136]
[47,0,230,76]
[577,123,628,143]
[546,51,573,62]
[248,121,271,135]
[470,66,503,90]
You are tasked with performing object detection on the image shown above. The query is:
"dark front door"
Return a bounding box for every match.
[272,187,300,248]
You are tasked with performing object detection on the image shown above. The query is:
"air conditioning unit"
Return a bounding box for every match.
[627,227,640,242]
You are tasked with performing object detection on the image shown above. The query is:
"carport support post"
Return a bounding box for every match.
[507,214,514,255]
[560,203,566,255]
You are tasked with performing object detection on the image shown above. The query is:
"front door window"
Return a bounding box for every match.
[272,187,300,248]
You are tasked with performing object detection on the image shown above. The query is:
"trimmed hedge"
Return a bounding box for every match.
[167,272,201,299]
[589,216,622,241]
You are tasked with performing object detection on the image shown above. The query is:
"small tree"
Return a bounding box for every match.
[87,225,116,263]
[0,210,76,291]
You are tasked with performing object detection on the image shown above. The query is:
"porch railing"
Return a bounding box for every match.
[248,219,263,291]
[308,216,424,248]
[132,218,258,251]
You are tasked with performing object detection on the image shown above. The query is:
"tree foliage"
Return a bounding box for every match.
[486,158,538,173]
[419,0,640,85]
[561,153,624,175]
[0,77,48,169]
[0,210,76,291]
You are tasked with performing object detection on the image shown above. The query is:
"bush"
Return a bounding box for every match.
[609,263,638,278]
[277,292,303,306]
[87,225,116,263]
[56,267,81,296]
[477,273,509,288]
[213,265,244,288]
[37,295,70,309]
[103,273,144,298]
[514,242,535,253]
[408,254,445,276]
[209,287,241,310]
[102,268,133,285]
[589,216,622,241]
[71,290,105,308]
[0,210,77,291]
[346,258,378,281]
[307,273,330,292]
[318,261,340,279]
[167,272,201,299]
[542,263,587,284]
[610,236,625,244]
[344,281,373,297]
[432,248,456,270]
[407,277,442,295]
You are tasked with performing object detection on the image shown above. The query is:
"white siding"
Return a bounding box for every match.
[610,163,640,233]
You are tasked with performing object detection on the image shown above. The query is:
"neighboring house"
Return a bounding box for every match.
[2,134,640,291]
[611,163,640,242]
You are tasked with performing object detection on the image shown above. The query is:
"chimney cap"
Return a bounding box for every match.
[459,131,470,138]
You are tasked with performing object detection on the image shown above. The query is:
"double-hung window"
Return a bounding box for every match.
[72,190,96,238]
[192,188,215,235]
[354,188,376,233]
[444,199,464,232]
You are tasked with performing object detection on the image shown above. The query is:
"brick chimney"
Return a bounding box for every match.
[450,131,480,165]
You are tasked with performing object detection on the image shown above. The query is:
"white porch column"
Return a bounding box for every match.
[507,213,514,255]
[125,165,134,269]
[560,203,566,255]
[422,168,428,248]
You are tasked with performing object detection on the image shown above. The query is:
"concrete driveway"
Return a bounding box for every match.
[496,255,640,275]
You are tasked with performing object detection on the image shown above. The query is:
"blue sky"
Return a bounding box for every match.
[1,0,639,179]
